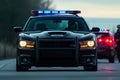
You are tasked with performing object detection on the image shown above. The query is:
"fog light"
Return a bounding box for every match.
[23,58,28,62]
[86,58,91,62]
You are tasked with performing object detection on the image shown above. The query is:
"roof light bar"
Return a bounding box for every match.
[31,10,81,16]
[99,28,109,32]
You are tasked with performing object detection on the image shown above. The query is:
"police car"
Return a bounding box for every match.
[92,28,115,63]
[14,10,98,71]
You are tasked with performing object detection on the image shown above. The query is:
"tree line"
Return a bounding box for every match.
[0,0,54,59]
[0,0,54,44]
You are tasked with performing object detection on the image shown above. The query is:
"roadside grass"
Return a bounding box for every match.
[0,42,16,60]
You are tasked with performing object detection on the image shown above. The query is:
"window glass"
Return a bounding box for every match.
[24,17,89,32]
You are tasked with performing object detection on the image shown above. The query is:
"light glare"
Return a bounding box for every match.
[87,41,94,47]
[19,41,27,47]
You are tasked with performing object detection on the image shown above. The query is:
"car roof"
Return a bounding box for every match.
[29,14,83,19]
[93,31,113,36]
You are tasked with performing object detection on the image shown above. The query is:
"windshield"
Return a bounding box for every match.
[24,17,89,32]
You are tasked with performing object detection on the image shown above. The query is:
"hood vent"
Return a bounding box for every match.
[48,32,66,37]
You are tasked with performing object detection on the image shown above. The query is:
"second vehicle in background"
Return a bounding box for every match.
[92,28,115,63]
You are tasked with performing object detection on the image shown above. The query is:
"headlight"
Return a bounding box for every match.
[19,40,35,49]
[80,40,95,49]
[87,41,95,47]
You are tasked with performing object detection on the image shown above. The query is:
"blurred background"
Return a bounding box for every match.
[0,0,54,59]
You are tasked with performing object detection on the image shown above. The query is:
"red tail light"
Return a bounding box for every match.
[97,36,114,47]
[97,38,102,43]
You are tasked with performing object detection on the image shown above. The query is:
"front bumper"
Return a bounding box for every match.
[17,37,97,67]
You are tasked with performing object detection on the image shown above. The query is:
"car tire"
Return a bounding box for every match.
[16,64,29,72]
[108,49,115,63]
[109,57,115,63]
[16,58,29,71]
[84,65,97,71]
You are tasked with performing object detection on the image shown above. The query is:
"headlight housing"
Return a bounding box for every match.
[80,40,95,49]
[19,40,35,49]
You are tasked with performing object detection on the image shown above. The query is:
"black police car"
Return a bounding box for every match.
[92,28,115,63]
[14,10,98,71]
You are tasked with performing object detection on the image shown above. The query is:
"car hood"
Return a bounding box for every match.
[19,31,93,39]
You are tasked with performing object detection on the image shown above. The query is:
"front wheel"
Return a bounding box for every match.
[16,58,29,71]
[16,64,29,71]
[84,65,97,71]
[109,57,115,63]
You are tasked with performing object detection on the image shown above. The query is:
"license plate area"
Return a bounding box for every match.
[39,49,76,66]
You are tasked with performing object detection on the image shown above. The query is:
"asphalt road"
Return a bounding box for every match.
[0,59,120,80]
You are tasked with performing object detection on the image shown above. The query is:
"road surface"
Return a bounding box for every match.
[0,59,120,80]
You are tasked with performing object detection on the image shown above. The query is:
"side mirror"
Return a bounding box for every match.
[91,27,100,32]
[13,26,22,32]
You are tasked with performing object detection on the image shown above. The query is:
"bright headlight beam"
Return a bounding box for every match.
[19,41,27,47]
[87,41,95,47]
[19,40,35,48]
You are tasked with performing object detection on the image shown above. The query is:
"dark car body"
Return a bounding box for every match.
[93,31,115,63]
[14,10,98,71]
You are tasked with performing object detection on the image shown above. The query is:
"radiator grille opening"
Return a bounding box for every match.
[39,38,76,48]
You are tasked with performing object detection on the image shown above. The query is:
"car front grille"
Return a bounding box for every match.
[36,38,78,66]
[38,38,76,49]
